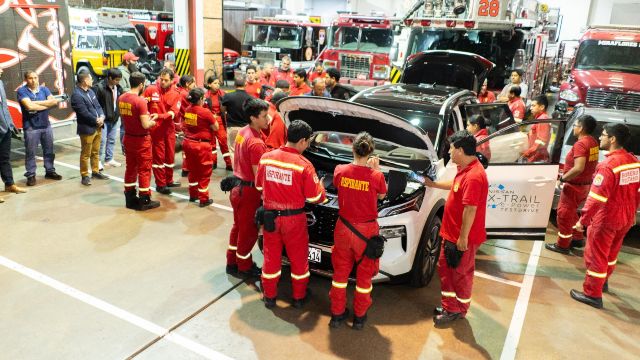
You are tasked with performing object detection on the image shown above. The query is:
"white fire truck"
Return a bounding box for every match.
[394,0,553,97]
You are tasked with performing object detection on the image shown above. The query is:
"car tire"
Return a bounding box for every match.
[409,215,442,288]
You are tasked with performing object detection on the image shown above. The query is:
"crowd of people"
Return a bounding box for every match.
[1,54,638,330]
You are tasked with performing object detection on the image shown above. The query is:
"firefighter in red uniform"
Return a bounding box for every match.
[329,132,387,330]
[423,131,489,325]
[256,120,326,309]
[205,76,233,171]
[182,88,219,207]
[507,86,526,123]
[466,115,491,161]
[522,95,551,163]
[226,98,270,277]
[176,75,196,178]
[264,92,288,150]
[260,62,276,88]
[273,55,294,87]
[290,69,311,96]
[546,115,599,254]
[476,80,495,103]
[571,124,640,309]
[308,62,326,83]
[245,65,262,98]
[144,68,182,194]
[119,72,160,211]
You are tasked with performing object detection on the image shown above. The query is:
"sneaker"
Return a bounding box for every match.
[99,161,104,172]
[91,172,109,180]
[26,176,36,186]
[106,159,121,167]
[5,184,27,193]
[45,172,62,180]
[81,176,91,186]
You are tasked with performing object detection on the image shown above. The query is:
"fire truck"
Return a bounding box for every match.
[395,0,552,98]
[240,15,327,71]
[558,25,640,111]
[316,14,397,87]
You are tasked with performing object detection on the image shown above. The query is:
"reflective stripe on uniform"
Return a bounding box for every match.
[262,270,281,279]
[164,163,175,168]
[256,186,263,191]
[236,252,251,260]
[587,269,607,278]
[152,164,164,168]
[441,291,456,298]
[355,285,373,294]
[612,162,640,174]
[124,182,137,187]
[306,192,323,203]
[535,139,546,146]
[138,187,150,192]
[222,152,232,158]
[189,182,198,186]
[259,158,304,172]
[456,296,472,304]
[291,271,310,280]
[588,191,608,203]
[198,187,209,193]
[228,245,237,251]
[608,259,617,266]
[332,281,348,289]
[558,232,573,239]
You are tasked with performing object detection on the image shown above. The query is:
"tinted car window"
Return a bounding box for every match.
[360,105,442,145]
[566,121,640,155]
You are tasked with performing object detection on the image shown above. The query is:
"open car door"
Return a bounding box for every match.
[475,118,568,240]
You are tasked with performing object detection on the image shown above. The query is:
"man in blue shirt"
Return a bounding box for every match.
[0,68,27,203]
[71,71,107,186]
[304,77,331,98]
[17,71,64,186]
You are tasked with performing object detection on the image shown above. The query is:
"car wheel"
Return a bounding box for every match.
[409,215,442,288]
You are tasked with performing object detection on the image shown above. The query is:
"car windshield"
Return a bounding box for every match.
[566,120,640,157]
[243,24,303,48]
[104,34,139,51]
[329,26,393,54]
[574,40,640,74]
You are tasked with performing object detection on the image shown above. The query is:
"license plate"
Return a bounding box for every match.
[308,247,322,263]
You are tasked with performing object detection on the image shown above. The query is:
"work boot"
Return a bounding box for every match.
[545,243,570,255]
[570,239,586,248]
[570,289,603,309]
[26,176,36,186]
[292,289,312,309]
[44,171,62,180]
[156,186,172,195]
[433,306,444,316]
[238,262,261,278]
[5,184,27,193]
[263,296,276,309]
[167,181,181,188]
[225,264,238,275]
[212,163,217,170]
[138,194,160,211]
[199,199,214,208]
[434,310,462,326]
[189,197,199,203]
[124,190,139,210]
[329,309,350,328]
[225,165,233,171]
[602,280,609,293]
[352,314,367,330]
[181,170,189,177]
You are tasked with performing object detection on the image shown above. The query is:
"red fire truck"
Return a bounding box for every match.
[316,14,396,87]
[240,15,327,71]
[558,25,640,111]
[396,0,551,97]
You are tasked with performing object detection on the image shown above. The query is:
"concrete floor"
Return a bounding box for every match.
[1,125,639,360]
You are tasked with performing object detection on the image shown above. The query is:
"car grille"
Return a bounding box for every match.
[305,203,339,247]
[586,89,640,111]
[255,51,276,63]
[340,53,370,80]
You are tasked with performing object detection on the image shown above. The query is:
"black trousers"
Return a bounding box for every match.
[0,130,14,186]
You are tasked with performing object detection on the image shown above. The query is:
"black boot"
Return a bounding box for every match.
[352,314,367,330]
[124,190,139,210]
[138,194,160,211]
[329,309,350,328]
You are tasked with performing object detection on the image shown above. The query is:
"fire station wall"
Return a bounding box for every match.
[204,0,223,79]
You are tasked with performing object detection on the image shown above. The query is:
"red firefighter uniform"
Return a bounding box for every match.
[556,135,599,248]
[245,80,262,98]
[263,104,287,150]
[256,147,326,300]
[177,86,190,173]
[260,73,276,88]
[119,93,153,196]
[227,126,268,271]
[578,149,640,298]
[206,88,232,169]
[308,71,326,83]
[474,128,491,161]
[274,68,294,87]
[508,97,526,121]
[290,82,311,96]
[143,83,181,187]
[477,91,495,103]
[439,159,488,315]
[330,164,387,317]
[182,104,217,203]
[523,112,551,163]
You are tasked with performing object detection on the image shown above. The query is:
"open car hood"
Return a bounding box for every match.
[277,97,436,160]
[401,50,495,93]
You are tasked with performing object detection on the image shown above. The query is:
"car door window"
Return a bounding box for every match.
[464,103,515,134]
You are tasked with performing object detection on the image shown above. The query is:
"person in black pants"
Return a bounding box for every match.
[0,68,27,202]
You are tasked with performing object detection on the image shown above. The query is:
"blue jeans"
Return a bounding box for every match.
[24,127,55,177]
[100,120,119,162]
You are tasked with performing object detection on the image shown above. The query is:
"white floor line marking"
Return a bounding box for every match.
[474,271,522,288]
[11,149,233,212]
[499,241,543,360]
[0,255,231,360]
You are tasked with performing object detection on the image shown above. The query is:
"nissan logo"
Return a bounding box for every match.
[306,211,317,227]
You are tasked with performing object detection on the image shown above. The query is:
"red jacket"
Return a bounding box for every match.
[309,71,326,82]
[477,91,495,103]
[245,81,262,98]
[143,83,181,126]
[580,149,640,228]
[206,89,225,116]
[273,68,294,86]
[474,128,491,161]
[290,83,311,96]
[233,125,267,182]
[264,104,287,150]
[523,112,551,162]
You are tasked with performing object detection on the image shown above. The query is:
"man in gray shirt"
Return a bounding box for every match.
[0,68,27,203]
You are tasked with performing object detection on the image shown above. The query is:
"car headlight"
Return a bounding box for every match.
[559,89,579,102]
[372,65,390,80]
[380,225,407,251]
[378,193,423,217]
